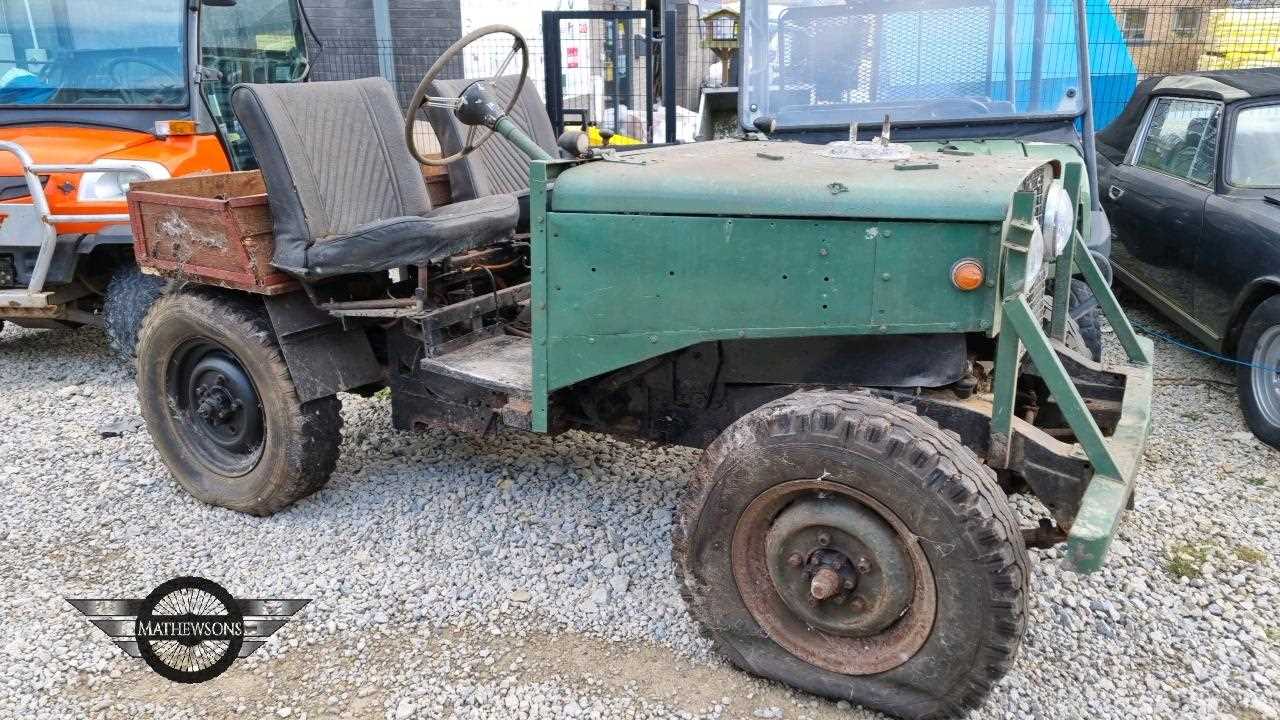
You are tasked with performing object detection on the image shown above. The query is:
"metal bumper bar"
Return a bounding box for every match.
[0,141,129,307]
[1004,230,1154,574]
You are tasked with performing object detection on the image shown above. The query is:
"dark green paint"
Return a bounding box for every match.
[541,213,995,391]
[551,139,1056,223]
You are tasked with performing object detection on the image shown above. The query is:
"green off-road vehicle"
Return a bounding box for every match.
[129,1,1153,717]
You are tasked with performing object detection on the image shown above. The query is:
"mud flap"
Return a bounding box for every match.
[263,291,384,402]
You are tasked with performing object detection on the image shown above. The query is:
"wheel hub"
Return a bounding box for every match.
[732,478,937,676]
[186,353,262,454]
[168,340,265,476]
[765,498,916,637]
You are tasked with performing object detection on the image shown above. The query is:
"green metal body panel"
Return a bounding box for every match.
[550,139,1054,223]
[541,213,998,392]
[902,139,1095,243]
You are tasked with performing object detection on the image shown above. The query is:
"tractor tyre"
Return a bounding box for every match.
[104,263,166,361]
[1237,296,1280,450]
[136,289,342,515]
[674,390,1028,720]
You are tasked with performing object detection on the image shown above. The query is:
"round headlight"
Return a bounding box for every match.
[1042,184,1075,257]
[1024,222,1047,287]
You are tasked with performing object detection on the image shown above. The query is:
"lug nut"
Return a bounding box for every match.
[817,532,830,546]
[787,553,804,568]
[855,556,872,574]
[849,597,867,612]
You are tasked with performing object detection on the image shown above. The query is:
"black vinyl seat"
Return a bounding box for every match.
[231,77,517,280]
[427,75,559,204]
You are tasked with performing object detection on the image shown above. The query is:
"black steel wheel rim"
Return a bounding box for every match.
[167,339,265,476]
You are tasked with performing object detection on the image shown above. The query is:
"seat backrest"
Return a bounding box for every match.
[231,77,431,275]
[427,75,558,202]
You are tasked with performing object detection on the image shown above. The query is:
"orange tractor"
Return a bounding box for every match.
[0,0,308,354]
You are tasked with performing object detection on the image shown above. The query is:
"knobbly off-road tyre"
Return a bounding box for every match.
[1069,278,1104,362]
[136,289,342,515]
[674,391,1028,720]
[1237,296,1280,449]
[104,263,166,360]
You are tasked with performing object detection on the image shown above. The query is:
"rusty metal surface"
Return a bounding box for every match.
[730,478,936,676]
[128,171,297,295]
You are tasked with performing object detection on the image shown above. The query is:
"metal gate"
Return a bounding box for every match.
[541,10,656,143]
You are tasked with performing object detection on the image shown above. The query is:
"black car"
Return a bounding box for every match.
[1098,68,1280,448]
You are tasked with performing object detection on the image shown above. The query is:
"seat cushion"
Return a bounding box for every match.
[231,78,433,277]
[306,195,519,278]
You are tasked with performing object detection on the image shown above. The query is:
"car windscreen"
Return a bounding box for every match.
[1229,104,1280,188]
[0,0,185,107]
[740,0,1086,130]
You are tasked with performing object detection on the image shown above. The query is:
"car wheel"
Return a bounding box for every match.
[136,289,342,515]
[1237,296,1280,449]
[674,390,1027,719]
[104,263,166,361]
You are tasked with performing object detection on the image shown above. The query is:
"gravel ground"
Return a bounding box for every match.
[1,297,1278,720]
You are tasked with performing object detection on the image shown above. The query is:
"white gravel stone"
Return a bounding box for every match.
[1,300,1278,720]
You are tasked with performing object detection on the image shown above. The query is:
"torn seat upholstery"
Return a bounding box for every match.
[231,77,517,279]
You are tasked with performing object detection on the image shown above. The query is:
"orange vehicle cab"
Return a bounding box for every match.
[0,0,307,341]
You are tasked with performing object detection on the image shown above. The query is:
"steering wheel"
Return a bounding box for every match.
[405,25,529,166]
[106,57,182,104]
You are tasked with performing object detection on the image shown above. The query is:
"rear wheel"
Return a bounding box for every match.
[136,290,342,515]
[1237,296,1280,449]
[674,391,1027,719]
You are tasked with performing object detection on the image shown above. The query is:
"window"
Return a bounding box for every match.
[1135,97,1220,185]
[0,0,185,106]
[1174,8,1201,37]
[1121,9,1148,41]
[1229,104,1280,188]
[199,0,307,169]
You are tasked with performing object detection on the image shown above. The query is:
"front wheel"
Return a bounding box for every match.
[1237,296,1280,449]
[104,263,166,360]
[674,391,1027,719]
[136,290,342,515]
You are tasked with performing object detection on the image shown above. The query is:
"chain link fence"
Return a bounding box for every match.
[1091,0,1280,123]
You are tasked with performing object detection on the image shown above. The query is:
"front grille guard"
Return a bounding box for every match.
[0,140,130,302]
[996,162,1153,573]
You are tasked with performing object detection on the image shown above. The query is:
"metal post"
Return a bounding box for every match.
[542,13,564,136]
[1075,0,1101,211]
[608,18,620,133]
[1029,0,1047,111]
[644,12,655,144]
[1003,0,1016,105]
[663,9,677,143]
[371,0,396,86]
